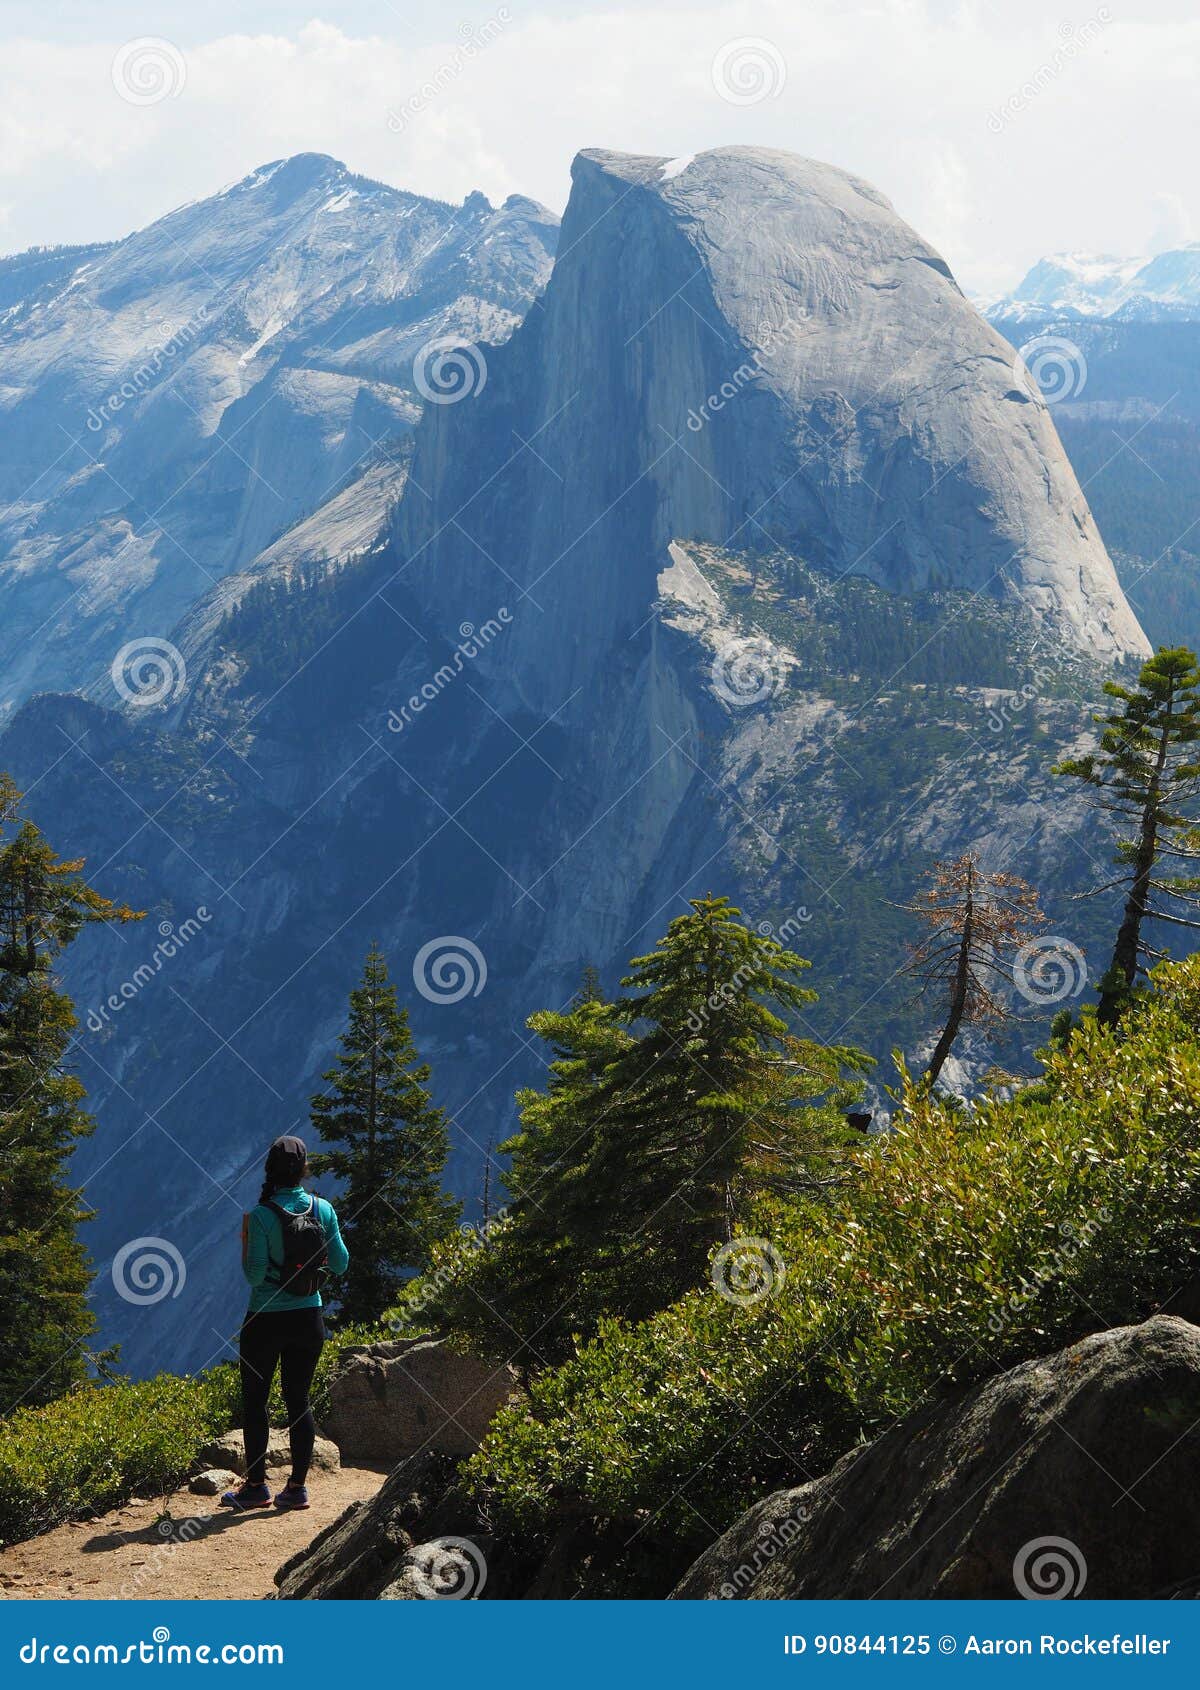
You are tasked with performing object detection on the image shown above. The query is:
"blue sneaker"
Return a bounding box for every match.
[220,1481,272,1510]
[275,1480,310,1511]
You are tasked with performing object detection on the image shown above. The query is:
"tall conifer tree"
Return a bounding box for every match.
[310,945,459,1322]
[1056,648,1200,1023]
[0,774,142,1407]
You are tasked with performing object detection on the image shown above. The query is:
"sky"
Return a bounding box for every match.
[0,0,1197,295]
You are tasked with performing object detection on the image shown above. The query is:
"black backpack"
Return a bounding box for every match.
[264,1196,328,1297]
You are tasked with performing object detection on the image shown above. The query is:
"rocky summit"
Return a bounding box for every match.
[396,143,1147,715]
[0,154,557,718]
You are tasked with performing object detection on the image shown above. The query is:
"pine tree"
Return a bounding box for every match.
[580,895,868,1307]
[419,901,868,1362]
[900,851,1045,1087]
[574,962,604,1006]
[0,774,142,1407]
[310,945,459,1323]
[1056,647,1200,1023]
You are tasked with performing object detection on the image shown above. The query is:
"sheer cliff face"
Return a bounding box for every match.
[0,154,557,717]
[397,145,1147,713]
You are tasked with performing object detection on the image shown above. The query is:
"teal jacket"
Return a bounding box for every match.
[241,1186,349,1314]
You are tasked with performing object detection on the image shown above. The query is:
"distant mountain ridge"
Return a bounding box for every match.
[0,153,558,718]
[986,245,1200,323]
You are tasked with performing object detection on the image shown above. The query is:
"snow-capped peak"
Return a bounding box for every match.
[987,245,1200,323]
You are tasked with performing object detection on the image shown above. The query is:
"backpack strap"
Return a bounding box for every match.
[261,1198,290,1283]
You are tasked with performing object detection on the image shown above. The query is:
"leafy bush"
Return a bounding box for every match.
[0,1324,373,1544]
[0,1367,240,1544]
[467,960,1200,1545]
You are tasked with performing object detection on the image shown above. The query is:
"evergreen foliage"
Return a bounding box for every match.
[1056,646,1200,1021]
[466,957,1200,1556]
[0,774,142,1409]
[310,945,459,1323]
[417,898,869,1364]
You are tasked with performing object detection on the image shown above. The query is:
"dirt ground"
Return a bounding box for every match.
[0,1466,387,1600]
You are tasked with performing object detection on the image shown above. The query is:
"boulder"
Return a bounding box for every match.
[272,1452,500,1600]
[188,1469,239,1496]
[272,1447,678,1601]
[322,1338,519,1464]
[194,1430,340,1476]
[671,1316,1200,1599]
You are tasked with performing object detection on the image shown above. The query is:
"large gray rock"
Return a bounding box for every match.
[272,1452,497,1600]
[323,1339,519,1464]
[671,1316,1200,1599]
[194,1429,340,1475]
[188,1468,239,1496]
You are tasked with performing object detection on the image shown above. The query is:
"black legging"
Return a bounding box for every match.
[239,1307,325,1485]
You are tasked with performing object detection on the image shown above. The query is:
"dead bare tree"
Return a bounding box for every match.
[901,851,1045,1089]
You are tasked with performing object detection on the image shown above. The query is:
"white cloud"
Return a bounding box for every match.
[1147,191,1196,256]
[0,2,1196,294]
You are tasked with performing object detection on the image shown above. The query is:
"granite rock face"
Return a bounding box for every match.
[323,1340,520,1464]
[671,1316,1200,1599]
[397,144,1147,719]
[271,1452,488,1600]
[187,1468,239,1496]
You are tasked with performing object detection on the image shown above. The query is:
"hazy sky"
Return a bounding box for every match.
[1,0,1196,294]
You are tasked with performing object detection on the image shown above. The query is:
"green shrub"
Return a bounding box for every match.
[0,1367,240,1544]
[467,960,1200,1545]
[0,1322,375,1544]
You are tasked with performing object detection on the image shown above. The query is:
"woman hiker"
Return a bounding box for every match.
[221,1134,349,1512]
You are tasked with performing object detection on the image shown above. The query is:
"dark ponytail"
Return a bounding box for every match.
[257,1135,308,1208]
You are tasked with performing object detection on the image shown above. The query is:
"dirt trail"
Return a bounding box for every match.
[0,1467,387,1600]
